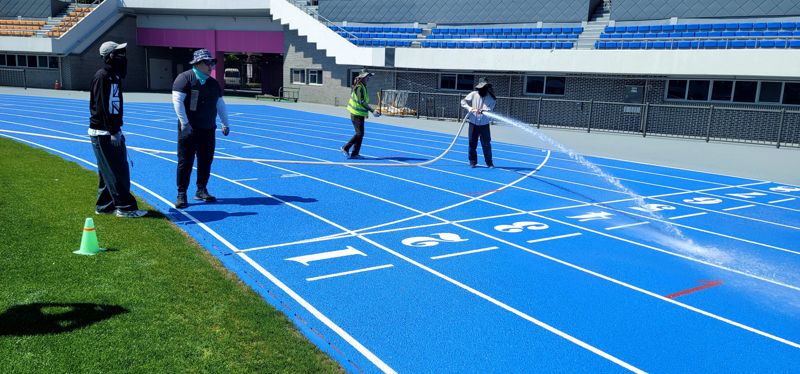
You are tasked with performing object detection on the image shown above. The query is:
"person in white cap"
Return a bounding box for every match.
[171,48,230,209]
[88,41,147,218]
[341,68,380,159]
[461,77,497,168]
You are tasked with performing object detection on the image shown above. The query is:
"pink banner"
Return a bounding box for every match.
[137,28,284,54]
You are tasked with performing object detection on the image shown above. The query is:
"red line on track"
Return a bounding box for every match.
[665,280,723,299]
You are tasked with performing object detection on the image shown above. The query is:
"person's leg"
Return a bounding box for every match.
[176,123,197,195]
[347,115,366,156]
[479,125,493,167]
[94,135,139,211]
[467,123,479,166]
[194,129,216,201]
[90,136,114,213]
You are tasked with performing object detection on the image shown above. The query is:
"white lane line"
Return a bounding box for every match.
[527,233,583,244]
[306,264,394,282]
[769,198,797,204]
[669,212,707,220]
[233,178,259,182]
[723,204,756,211]
[605,222,650,231]
[0,133,398,374]
[431,246,500,260]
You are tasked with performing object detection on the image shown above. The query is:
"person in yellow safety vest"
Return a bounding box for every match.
[341,69,381,159]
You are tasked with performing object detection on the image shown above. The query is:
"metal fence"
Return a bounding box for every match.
[379,89,800,148]
[0,68,27,89]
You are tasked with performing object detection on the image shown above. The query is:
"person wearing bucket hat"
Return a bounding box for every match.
[461,77,497,168]
[171,48,231,209]
[88,41,147,218]
[341,68,381,159]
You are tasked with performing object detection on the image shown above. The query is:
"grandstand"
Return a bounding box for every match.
[0,0,798,147]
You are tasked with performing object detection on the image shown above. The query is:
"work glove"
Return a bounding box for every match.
[180,122,193,138]
[110,132,123,147]
[221,125,230,136]
[373,111,382,118]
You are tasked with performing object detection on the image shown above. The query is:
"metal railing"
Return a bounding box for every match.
[379,89,800,148]
[284,0,359,40]
[0,68,27,89]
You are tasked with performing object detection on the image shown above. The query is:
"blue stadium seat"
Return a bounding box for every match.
[530,28,541,34]
[695,32,708,37]
[774,40,787,48]
[662,25,675,32]
[492,42,502,48]
[782,22,796,30]
[606,41,619,49]
[646,33,658,38]
[522,42,532,48]
[521,28,532,33]
[568,34,579,39]
[702,40,719,48]
[595,41,604,49]
[573,27,584,33]
[492,28,503,34]
[563,42,574,49]
[794,31,800,36]
[699,24,712,31]
[630,41,642,48]
[465,42,475,48]
[390,27,399,32]
[763,31,778,36]
[739,23,754,30]
[554,42,564,49]
[634,33,646,38]
[725,23,739,30]
[691,41,700,48]
[669,32,681,38]
[682,32,695,37]
[502,27,513,34]
[778,31,793,37]
[749,31,764,37]
[754,23,767,30]
[731,40,746,48]
[620,34,632,39]
[513,42,523,48]
[446,42,456,48]
[791,40,800,48]
[678,41,691,49]
[708,31,722,37]
[722,31,736,37]
[625,26,638,32]
[657,32,670,38]
[610,34,623,39]
[542,27,553,33]
[735,31,750,37]
[674,24,688,31]
[653,41,666,49]
[687,24,700,31]
[745,40,757,48]
[650,25,662,32]
[605,26,615,33]
[767,22,782,30]
[621,42,630,49]
[533,42,543,49]
[552,27,562,33]
[637,25,649,32]
[712,24,726,31]
[542,42,554,48]
[760,40,775,48]
[671,41,681,49]
[645,41,654,49]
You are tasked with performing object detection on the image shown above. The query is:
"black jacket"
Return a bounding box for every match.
[89,65,124,134]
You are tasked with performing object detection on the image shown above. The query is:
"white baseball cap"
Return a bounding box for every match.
[99,41,127,57]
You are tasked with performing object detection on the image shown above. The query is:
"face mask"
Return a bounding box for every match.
[478,87,489,97]
[109,55,127,79]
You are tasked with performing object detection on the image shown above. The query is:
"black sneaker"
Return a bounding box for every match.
[348,154,364,160]
[175,193,188,209]
[340,146,350,158]
[194,188,217,202]
[487,163,495,168]
[115,209,147,218]
[469,163,477,168]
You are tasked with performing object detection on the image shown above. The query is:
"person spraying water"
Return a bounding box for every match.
[461,77,497,168]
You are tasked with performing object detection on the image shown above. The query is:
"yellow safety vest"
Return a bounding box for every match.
[347,84,370,117]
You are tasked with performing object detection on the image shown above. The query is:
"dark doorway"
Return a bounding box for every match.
[223,53,283,96]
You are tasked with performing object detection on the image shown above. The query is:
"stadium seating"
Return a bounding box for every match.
[598,20,800,49]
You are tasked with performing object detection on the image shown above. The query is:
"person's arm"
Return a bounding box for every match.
[91,74,111,132]
[172,73,192,136]
[216,96,230,135]
[461,92,476,112]
[355,85,374,113]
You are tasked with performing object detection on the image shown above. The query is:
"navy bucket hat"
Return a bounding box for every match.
[189,49,217,65]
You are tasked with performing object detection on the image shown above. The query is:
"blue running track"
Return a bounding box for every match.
[1,94,799,373]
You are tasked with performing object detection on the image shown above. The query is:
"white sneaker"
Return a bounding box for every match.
[114,209,147,218]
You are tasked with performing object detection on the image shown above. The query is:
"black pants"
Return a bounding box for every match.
[468,123,493,165]
[344,114,365,156]
[90,135,139,212]
[177,125,216,194]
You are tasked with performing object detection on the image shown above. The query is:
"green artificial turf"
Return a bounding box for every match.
[0,137,342,373]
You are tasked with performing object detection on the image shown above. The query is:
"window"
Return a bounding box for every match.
[525,76,566,96]
[687,80,710,101]
[291,68,306,84]
[307,69,323,85]
[48,56,58,69]
[456,75,474,91]
[440,74,473,91]
[439,74,456,90]
[38,56,48,68]
[17,55,27,67]
[667,80,687,100]
[733,81,757,103]
[525,76,544,94]
[6,54,16,67]
[711,80,733,101]
[27,56,38,68]
[0,54,5,66]
[545,76,566,95]
[759,82,782,103]
[783,83,800,105]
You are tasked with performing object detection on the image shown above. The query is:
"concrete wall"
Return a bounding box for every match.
[62,16,148,91]
[319,0,593,24]
[0,0,65,18]
[611,0,800,21]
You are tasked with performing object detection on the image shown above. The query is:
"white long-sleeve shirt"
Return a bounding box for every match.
[172,91,230,128]
[461,91,496,126]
